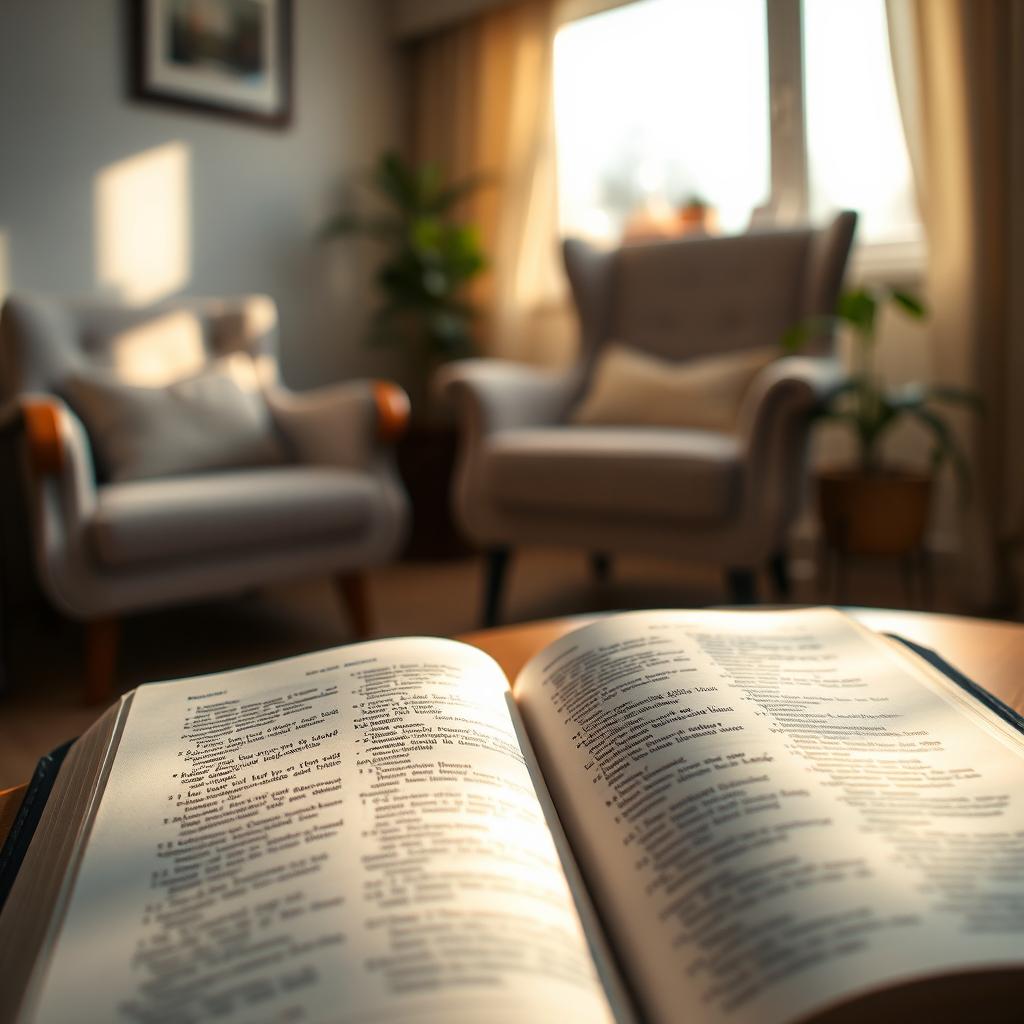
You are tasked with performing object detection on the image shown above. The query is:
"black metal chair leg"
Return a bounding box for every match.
[769,550,791,600]
[483,547,511,628]
[590,552,612,583]
[725,568,757,605]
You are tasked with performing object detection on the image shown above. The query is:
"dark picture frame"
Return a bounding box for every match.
[130,0,292,128]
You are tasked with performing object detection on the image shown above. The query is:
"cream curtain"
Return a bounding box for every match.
[408,0,572,365]
[886,0,1024,610]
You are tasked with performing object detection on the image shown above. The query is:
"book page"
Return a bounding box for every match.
[514,608,1024,1024]
[21,638,614,1024]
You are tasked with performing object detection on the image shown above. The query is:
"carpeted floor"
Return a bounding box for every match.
[0,544,970,789]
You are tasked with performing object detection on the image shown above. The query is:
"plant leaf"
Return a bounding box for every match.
[429,173,490,213]
[781,315,839,353]
[908,406,972,501]
[781,324,809,353]
[416,162,442,207]
[373,151,419,211]
[837,288,877,335]
[890,288,926,318]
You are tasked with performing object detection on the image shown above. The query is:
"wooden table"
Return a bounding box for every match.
[460,608,1024,710]
[3,607,1024,843]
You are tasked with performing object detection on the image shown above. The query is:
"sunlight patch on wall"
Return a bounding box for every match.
[94,142,191,305]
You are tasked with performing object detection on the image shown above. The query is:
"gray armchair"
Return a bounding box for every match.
[0,293,410,702]
[442,212,856,624]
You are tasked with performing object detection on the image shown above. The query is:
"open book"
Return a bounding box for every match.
[2,608,1023,1023]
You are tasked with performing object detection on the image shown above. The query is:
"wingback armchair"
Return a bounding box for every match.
[442,212,857,624]
[0,293,410,702]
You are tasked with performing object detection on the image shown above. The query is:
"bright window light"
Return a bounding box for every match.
[553,0,770,243]
[803,0,921,245]
[554,0,922,253]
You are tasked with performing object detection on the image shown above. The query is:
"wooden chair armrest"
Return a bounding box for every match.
[21,398,64,477]
[373,380,410,443]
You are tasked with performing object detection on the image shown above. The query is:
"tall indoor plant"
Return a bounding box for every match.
[785,286,979,555]
[321,151,487,374]
[321,152,488,558]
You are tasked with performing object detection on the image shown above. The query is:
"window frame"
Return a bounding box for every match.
[556,0,926,278]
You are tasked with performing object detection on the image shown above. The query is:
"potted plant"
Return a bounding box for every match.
[676,193,717,235]
[321,152,488,558]
[784,286,979,556]
[321,150,487,393]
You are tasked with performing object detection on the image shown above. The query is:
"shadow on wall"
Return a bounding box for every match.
[93,141,192,305]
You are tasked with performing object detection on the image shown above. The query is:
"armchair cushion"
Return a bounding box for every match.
[90,467,376,567]
[63,352,287,482]
[484,427,742,522]
[570,342,777,433]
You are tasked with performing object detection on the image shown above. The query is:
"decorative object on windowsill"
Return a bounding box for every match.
[622,196,680,244]
[676,193,718,236]
[623,194,720,244]
[321,152,487,560]
[784,286,980,569]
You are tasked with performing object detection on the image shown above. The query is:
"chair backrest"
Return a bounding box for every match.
[0,293,281,402]
[563,210,857,376]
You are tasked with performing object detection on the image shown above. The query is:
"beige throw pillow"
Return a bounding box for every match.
[63,352,288,482]
[571,342,777,433]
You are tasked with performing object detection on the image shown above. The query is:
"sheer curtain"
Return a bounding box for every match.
[887,0,1024,610]
[408,0,571,366]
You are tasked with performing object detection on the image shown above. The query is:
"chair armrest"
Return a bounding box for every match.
[20,395,98,503]
[737,357,843,528]
[738,356,843,445]
[438,360,581,436]
[265,379,409,469]
[22,399,65,477]
[14,396,101,617]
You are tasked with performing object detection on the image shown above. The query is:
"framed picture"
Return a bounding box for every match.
[130,0,292,128]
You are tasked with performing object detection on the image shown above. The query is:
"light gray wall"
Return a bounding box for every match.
[0,0,403,389]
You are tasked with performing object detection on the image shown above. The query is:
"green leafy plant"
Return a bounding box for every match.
[321,151,487,361]
[783,286,980,490]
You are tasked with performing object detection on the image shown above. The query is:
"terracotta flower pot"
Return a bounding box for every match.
[817,469,931,556]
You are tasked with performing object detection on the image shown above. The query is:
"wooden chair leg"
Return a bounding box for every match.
[483,548,511,628]
[336,573,372,639]
[84,617,119,705]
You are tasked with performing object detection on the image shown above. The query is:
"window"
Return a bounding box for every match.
[553,0,922,259]
[554,0,770,240]
[803,0,920,246]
